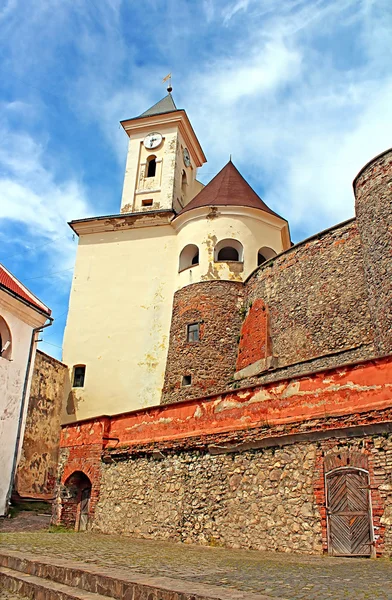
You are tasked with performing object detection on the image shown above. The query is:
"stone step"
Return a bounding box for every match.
[0,550,278,600]
[0,565,112,600]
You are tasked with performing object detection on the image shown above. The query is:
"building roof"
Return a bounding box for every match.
[139,93,178,118]
[0,264,51,316]
[177,161,286,220]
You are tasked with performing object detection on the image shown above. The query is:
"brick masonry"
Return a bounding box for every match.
[161,280,244,404]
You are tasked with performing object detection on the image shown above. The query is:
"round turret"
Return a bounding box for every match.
[353,148,392,354]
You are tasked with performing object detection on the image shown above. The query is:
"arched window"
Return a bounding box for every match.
[179,244,199,271]
[214,239,243,263]
[146,155,156,178]
[181,170,187,195]
[257,246,277,266]
[0,316,12,360]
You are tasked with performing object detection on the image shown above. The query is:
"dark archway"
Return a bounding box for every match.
[62,471,92,531]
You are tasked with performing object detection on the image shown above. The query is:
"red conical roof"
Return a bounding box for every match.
[177,161,285,219]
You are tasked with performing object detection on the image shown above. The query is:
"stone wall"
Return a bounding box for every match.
[15,350,67,500]
[91,433,392,556]
[354,148,392,355]
[161,280,244,404]
[93,443,323,553]
[244,220,374,374]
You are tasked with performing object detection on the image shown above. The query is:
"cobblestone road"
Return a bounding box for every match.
[0,532,391,600]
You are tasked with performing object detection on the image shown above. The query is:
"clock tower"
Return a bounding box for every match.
[120,93,206,214]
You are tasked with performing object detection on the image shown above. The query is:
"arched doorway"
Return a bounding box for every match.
[62,471,92,531]
[326,467,373,556]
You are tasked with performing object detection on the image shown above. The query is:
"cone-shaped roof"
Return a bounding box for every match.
[177,161,285,220]
[139,93,177,118]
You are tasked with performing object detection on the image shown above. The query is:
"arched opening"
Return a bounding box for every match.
[326,467,373,556]
[179,244,199,271]
[0,315,12,360]
[62,471,92,531]
[214,239,243,262]
[181,170,187,195]
[146,155,157,178]
[257,246,277,266]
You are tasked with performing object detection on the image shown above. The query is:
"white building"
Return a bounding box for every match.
[0,264,51,516]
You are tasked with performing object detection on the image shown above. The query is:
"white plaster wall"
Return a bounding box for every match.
[62,224,178,422]
[0,297,40,515]
[175,207,287,288]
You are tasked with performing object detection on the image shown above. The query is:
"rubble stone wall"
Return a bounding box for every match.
[244,220,374,373]
[354,148,392,355]
[91,433,392,556]
[93,443,323,554]
[161,280,244,404]
[16,350,67,500]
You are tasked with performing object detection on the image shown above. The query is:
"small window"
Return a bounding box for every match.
[187,323,199,342]
[179,244,199,271]
[181,170,187,195]
[214,239,243,262]
[73,365,86,388]
[217,247,239,261]
[146,156,156,178]
[142,199,153,206]
[257,246,277,266]
[0,316,12,360]
[182,375,192,387]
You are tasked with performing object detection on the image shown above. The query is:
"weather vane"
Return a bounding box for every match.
[162,73,172,93]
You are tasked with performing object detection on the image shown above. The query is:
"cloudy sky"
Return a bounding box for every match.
[1,0,391,359]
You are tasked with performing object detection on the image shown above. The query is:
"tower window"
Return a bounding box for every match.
[214,239,243,262]
[182,375,192,387]
[218,247,239,261]
[142,199,153,207]
[73,365,86,388]
[146,156,156,178]
[257,246,277,266]
[179,244,199,271]
[181,170,187,195]
[187,323,200,342]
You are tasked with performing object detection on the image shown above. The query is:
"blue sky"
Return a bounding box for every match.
[0,0,391,360]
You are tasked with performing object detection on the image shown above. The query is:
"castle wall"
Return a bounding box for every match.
[15,350,67,500]
[56,355,392,555]
[243,219,374,375]
[161,280,244,404]
[89,436,392,556]
[354,148,392,355]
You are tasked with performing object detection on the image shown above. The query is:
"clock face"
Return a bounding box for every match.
[183,148,191,167]
[144,132,162,150]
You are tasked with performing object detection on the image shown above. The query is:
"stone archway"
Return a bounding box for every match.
[61,471,92,531]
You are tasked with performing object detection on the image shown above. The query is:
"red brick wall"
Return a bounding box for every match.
[236,299,270,371]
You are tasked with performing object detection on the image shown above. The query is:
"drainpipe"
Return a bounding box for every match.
[5,317,53,512]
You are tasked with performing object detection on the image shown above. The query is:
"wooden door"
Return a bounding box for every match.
[78,487,91,532]
[326,468,372,556]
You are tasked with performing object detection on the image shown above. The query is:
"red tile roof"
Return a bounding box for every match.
[177,161,285,219]
[0,264,51,316]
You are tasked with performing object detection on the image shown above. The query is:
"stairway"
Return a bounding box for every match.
[0,550,272,600]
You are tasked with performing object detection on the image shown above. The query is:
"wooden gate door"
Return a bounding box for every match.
[78,487,91,532]
[326,468,372,556]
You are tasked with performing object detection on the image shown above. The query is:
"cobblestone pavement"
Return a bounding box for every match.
[0,532,391,600]
[0,512,50,533]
